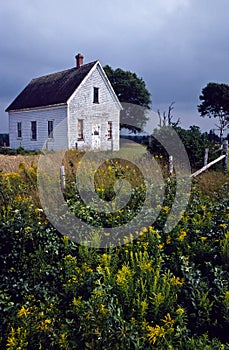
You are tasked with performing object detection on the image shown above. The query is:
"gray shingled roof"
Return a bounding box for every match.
[6,61,97,111]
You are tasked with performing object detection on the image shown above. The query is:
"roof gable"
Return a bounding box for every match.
[67,61,122,109]
[6,61,97,111]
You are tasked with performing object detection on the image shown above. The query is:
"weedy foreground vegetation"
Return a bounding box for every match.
[0,148,228,349]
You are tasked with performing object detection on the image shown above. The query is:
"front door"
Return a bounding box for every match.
[92,123,101,150]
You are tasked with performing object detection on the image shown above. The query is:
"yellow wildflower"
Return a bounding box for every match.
[147,324,166,344]
[34,208,43,214]
[170,276,184,286]
[37,319,51,331]
[176,307,185,315]
[157,244,164,249]
[177,231,187,242]
[18,305,30,318]
[166,235,171,244]
[161,313,175,328]
[141,226,148,233]
[6,328,17,348]
[100,304,109,315]
[116,264,133,287]
[163,206,170,214]
[59,332,68,347]
[3,172,21,180]
[219,223,227,228]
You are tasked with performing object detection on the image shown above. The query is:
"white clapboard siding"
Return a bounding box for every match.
[68,63,120,151]
[8,60,121,151]
[9,106,68,151]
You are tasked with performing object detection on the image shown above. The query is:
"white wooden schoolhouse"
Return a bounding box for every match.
[6,54,121,151]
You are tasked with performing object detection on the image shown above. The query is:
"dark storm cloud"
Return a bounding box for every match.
[1,0,229,132]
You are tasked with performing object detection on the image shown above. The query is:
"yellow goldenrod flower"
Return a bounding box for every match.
[100,304,109,315]
[37,319,51,331]
[147,324,166,344]
[161,313,175,328]
[177,231,187,242]
[18,305,30,318]
[157,244,164,249]
[166,235,171,244]
[219,223,227,228]
[170,276,184,286]
[34,208,43,214]
[163,206,169,214]
[6,327,17,348]
[3,172,21,180]
[176,307,185,315]
[59,332,68,346]
[141,226,148,233]
[116,264,133,287]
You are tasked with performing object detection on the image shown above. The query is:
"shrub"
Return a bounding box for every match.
[0,161,228,349]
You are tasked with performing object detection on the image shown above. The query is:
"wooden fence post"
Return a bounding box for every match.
[60,165,66,192]
[169,155,173,175]
[223,139,228,172]
[204,148,209,166]
[190,154,226,177]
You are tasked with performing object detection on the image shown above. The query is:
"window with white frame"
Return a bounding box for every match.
[77,119,84,140]
[31,121,37,140]
[93,87,99,103]
[48,120,54,138]
[107,121,112,140]
[17,122,22,138]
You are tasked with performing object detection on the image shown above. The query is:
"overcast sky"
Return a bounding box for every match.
[1,0,229,134]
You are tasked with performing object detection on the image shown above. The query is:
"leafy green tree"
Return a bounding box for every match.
[104,65,151,132]
[198,82,229,141]
[148,125,211,169]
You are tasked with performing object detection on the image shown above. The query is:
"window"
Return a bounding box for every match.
[48,120,54,138]
[17,122,22,138]
[31,121,37,140]
[93,87,99,103]
[107,121,112,140]
[77,119,84,140]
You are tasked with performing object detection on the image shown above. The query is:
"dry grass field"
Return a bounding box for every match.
[0,141,147,174]
[0,146,228,197]
[0,154,39,173]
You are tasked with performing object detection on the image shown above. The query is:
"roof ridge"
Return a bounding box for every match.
[5,60,99,111]
[31,60,98,81]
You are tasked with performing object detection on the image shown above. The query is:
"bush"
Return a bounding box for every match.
[147,125,219,170]
[0,163,228,349]
[0,147,42,156]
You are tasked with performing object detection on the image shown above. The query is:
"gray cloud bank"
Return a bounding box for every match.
[1,0,229,133]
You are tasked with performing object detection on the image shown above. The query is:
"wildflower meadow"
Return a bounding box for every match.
[0,149,228,349]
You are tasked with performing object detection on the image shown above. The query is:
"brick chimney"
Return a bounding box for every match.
[75,53,84,68]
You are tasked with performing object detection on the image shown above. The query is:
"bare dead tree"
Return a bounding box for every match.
[157,102,180,127]
[157,109,162,128]
[167,102,175,125]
